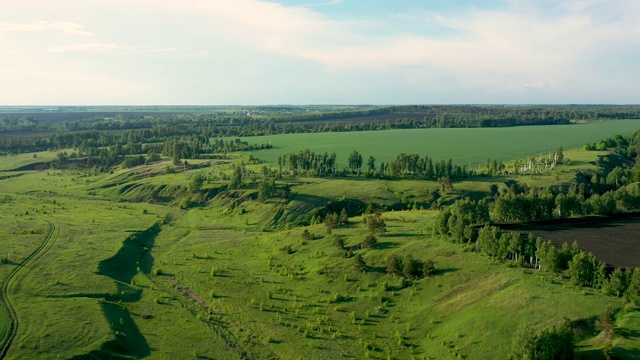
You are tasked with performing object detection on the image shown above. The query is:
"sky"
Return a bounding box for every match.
[0,0,639,105]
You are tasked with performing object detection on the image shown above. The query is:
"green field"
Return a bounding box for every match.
[242,120,640,167]
[2,128,640,358]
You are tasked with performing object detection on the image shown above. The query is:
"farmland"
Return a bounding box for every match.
[1,109,640,358]
[241,119,640,166]
[502,215,640,268]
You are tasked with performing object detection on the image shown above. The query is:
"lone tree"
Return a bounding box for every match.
[402,256,422,279]
[339,208,349,226]
[386,254,403,276]
[324,214,335,235]
[555,146,564,164]
[367,156,376,173]
[365,212,386,234]
[188,172,205,193]
[363,234,377,249]
[595,306,616,360]
[423,259,436,277]
[229,164,243,189]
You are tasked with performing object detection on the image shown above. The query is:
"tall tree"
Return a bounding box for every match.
[229,164,243,189]
[348,150,363,174]
[367,155,376,173]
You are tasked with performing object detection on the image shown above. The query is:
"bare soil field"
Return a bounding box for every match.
[501,214,640,268]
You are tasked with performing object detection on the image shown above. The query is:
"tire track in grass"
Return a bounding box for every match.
[0,220,58,359]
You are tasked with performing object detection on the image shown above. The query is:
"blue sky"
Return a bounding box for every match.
[1,0,639,105]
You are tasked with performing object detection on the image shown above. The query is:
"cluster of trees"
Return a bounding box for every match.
[386,254,436,280]
[492,182,640,222]
[510,320,575,360]
[440,217,640,304]
[370,152,469,180]
[435,198,490,243]
[363,212,387,234]
[162,137,268,160]
[123,151,161,168]
[323,209,350,234]
[483,147,563,177]
[277,150,338,176]
[279,149,469,181]
[584,133,634,153]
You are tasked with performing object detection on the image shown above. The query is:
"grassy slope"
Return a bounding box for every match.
[0,151,60,171]
[152,208,624,359]
[0,141,638,358]
[0,171,238,359]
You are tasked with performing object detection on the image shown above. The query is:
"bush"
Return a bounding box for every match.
[386,254,403,276]
[363,234,377,249]
[302,229,315,240]
[354,254,367,272]
[365,212,386,234]
[423,259,436,277]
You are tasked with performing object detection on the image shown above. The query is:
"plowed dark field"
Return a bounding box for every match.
[500,214,640,268]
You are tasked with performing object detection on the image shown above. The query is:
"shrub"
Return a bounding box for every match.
[363,234,377,249]
[302,229,315,240]
[423,259,436,277]
[354,254,367,272]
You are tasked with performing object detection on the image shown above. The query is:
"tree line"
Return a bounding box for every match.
[3,106,640,156]
[278,149,469,181]
[435,197,640,306]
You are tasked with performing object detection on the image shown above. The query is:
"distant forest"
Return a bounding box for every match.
[1,105,640,156]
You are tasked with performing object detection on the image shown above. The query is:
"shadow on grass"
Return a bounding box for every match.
[68,301,150,359]
[382,233,414,238]
[96,223,161,283]
[618,327,640,340]
[434,267,458,276]
[71,223,162,359]
[367,265,387,274]
[291,193,333,207]
[375,241,400,249]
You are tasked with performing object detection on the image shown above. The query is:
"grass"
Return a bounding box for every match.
[150,208,627,359]
[241,119,640,167]
[0,171,213,358]
[0,150,61,171]
[0,139,639,358]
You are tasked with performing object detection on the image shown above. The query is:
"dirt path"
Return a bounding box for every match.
[0,220,58,359]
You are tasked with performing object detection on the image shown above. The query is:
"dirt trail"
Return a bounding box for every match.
[0,221,58,359]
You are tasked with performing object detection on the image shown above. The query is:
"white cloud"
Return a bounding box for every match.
[1,0,639,104]
[160,0,638,96]
[298,0,346,6]
[0,66,152,105]
[47,42,177,54]
[145,1,552,74]
[0,21,94,36]
[47,42,121,53]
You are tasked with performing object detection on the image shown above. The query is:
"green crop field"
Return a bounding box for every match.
[241,120,640,167]
[2,123,640,358]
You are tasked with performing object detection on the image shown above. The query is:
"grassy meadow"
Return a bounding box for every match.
[241,120,640,167]
[1,128,640,358]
